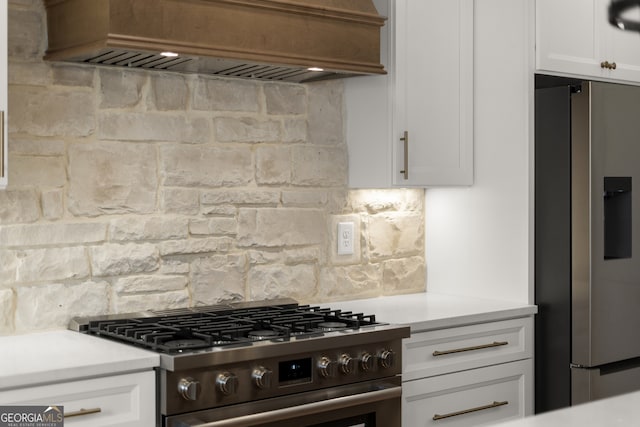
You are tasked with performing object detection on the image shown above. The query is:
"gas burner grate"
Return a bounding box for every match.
[84,302,383,354]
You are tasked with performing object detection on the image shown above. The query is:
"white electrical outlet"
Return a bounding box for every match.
[337,222,354,255]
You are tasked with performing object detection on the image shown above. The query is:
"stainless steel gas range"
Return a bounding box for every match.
[69,299,410,427]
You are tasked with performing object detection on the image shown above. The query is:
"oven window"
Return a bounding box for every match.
[309,413,375,427]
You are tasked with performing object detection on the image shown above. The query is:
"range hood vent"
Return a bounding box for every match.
[44,0,387,83]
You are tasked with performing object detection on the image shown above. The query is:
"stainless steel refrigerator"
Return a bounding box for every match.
[536,77,640,413]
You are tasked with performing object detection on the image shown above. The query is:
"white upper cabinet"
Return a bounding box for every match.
[537,0,640,83]
[345,0,474,188]
[1,1,7,189]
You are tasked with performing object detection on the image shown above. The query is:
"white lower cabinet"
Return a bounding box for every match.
[402,317,534,427]
[403,360,532,427]
[0,371,155,427]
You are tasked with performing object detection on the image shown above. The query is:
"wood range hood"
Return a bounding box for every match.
[44,0,387,83]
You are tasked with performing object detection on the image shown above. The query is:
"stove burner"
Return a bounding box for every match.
[247,329,282,340]
[80,301,384,354]
[318,321,348,331]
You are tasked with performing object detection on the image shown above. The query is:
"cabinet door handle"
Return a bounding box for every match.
[399,131,409,180]
[432,341,508,356]
[600,61,617,70]
[433,400,508,421]
[65,407,102,418]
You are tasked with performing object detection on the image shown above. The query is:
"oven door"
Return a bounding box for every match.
[165,378,401,427]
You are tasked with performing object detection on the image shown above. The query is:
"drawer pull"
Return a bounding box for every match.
[65,407,102,418]
[432,341,508,356]
[433,400,509,421]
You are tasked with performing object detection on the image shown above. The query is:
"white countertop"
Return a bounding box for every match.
[492,391,640,427]
[0,293,535,391]
[324,292,537,331]
[0,330,159,391]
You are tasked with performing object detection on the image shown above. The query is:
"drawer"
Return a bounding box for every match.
[402,359,533,427]
[403,317,533,381]
[0,370,155,427]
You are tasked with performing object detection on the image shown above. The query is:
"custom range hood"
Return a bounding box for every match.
[44,0,386,83]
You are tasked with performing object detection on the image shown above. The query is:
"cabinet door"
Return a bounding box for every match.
[402,360,533,427]
[1,0,7,189]
[536,0,602,78]
[403,317,533,382]
[345,0,394,189]
[536,0,640,83]
[393,0,473,186]
[0,371,156,427]
[346,0,473,188]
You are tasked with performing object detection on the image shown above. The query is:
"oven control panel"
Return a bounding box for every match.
[160,339,403,415]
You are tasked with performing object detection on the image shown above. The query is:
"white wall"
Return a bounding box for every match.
[425,0,535,304]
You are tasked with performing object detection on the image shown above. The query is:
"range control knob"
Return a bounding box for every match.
[379,349,396,369]
[317,356,337,378]
[252,366,273,389]
[339,353,355,374]
[178,377,201,401]
[216,372,238,395]
[360,352,375,372]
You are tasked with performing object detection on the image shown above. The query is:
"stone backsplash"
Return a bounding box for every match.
[0,0,425,334]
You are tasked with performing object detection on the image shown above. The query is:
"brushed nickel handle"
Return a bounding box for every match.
[0,110,4,179]
[188,386,401,426]
[433,400,509,421]
[432,341,508,357]
[65,407,102,418]
[399,130,408,180]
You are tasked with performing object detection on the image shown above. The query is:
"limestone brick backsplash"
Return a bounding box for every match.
[0,0,425,334]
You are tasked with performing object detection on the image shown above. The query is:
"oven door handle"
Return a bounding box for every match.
[179,386,401,427]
